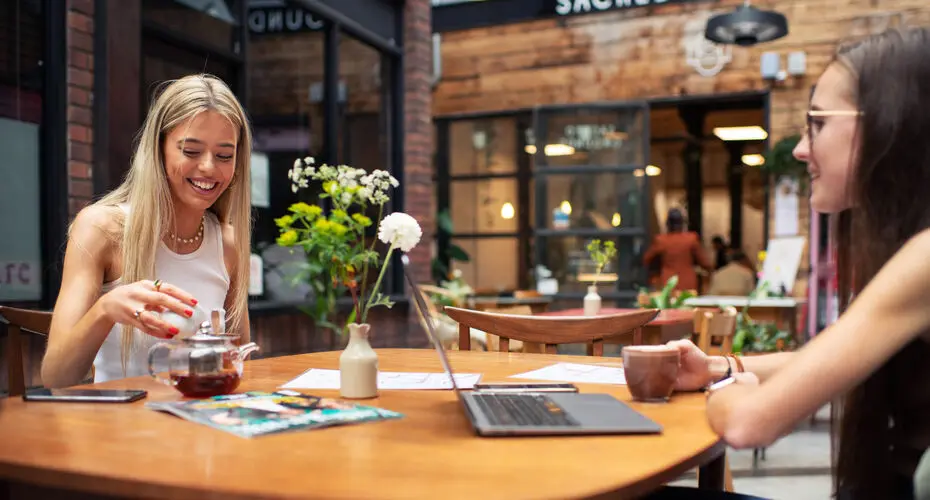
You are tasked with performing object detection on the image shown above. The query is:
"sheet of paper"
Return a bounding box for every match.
[509,363,626,385]
[280,369,482,390]
[774,178,799,237]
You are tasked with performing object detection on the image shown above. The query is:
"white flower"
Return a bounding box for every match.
[378,212,422,253]
[303,156,315,165]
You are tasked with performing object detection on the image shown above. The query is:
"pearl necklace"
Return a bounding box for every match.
[169,217,205,245]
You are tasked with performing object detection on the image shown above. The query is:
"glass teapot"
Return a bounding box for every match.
[148,321,259,398]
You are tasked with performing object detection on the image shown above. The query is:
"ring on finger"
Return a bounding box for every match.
[134,308,145,320]
[153,279,163,292]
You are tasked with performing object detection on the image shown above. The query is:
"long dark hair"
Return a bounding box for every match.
[831,27,930,498]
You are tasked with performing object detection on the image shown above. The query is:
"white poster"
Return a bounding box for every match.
[761,237,806,294]
[774,178,799,237]
[0,117,41,301]
[250,151,270,208]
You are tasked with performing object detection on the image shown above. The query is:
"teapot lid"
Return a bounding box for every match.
[181,321,239,343]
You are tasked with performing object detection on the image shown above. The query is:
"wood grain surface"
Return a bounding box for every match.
[0,349,723,500]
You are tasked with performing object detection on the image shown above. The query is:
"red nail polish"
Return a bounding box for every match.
[191,299,198,306]
[185,309,193,317]
[169,326,179,335]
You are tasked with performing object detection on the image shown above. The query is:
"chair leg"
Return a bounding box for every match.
[7,324,26,397]
[724,456,734,492]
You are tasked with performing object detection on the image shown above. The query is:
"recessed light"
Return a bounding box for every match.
[742,153,765,166]
[713,126,768,141]
[645,165,662,176]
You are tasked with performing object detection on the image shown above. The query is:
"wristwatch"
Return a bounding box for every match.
[706,376,737,396]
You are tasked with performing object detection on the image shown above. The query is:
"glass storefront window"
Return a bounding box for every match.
[450,178,519,234]
[452,237,519,293]
[450,118,519,176]
[533,108,645,168]
[0,0,44,302]
[540,172,644,231]
[143,0,240,54]
[536,236,646,295]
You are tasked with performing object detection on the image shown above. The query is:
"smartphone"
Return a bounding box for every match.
[472,383,579,393]
[22,388,148,403]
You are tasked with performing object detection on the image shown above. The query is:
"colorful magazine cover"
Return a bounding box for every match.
[146,390,403,438]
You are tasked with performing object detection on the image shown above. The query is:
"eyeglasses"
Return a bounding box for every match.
[804,109,862,144]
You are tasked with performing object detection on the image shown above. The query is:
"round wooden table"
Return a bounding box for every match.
[0,349,725,500]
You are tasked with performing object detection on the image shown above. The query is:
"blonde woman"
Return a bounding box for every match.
[41,74,252,387]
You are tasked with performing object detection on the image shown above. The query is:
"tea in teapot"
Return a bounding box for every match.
[148,321,259,398]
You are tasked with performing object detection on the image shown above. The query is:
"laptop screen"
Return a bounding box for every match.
[401,255,463,395]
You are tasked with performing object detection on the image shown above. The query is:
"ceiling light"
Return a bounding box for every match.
[742,153,765,166]
[713,126,768,141]
[500,202,515,220]
[645,165,662,176]
[544,144,576,157]
[524,145,537,154]
[704,3,789,47]
[633,169,645,177]
[611,213,622,227]
[559,200,572,215]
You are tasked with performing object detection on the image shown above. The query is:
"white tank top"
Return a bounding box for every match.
[93,209,230,383]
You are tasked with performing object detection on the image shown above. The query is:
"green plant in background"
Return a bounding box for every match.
[432,209,471,284]
[637,275,696,309]
[761,134,809,192]
[585,239,617,286]
[731,283,795,354]
[275,158,421,334]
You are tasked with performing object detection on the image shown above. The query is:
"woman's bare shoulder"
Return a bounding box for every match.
[69,205,123,252]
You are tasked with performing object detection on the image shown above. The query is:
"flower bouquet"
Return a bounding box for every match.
[275,158,422,399]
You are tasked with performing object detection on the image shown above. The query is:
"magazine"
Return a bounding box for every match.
[146,390,403,438]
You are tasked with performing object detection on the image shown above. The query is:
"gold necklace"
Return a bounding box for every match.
[169,217,204,245]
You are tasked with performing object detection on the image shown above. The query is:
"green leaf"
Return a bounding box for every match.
[437,209,454,234]
[448,244,470,262]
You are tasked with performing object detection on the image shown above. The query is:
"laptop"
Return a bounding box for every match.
[402,256,662,437]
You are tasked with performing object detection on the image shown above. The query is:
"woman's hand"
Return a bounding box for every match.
[667,339,718,391]
[97,280,198,339]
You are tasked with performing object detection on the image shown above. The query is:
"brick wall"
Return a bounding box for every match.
[403,0,433,347]
[67,0,94,218]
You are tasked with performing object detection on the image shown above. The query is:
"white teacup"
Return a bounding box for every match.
[155,305,210,339]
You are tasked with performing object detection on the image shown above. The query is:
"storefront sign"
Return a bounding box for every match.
[554,0,675,16]
[248,5,324,35]
[434,0,705,32]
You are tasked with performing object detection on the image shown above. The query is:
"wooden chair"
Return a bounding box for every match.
[412,284,468,349]
[443,307,659,355]
[0,306,52,397]
[694,306,739,356]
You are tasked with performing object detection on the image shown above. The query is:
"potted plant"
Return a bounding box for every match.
[275,158,422,399]
[636,275,695,310]
[584,239,617,316]
[762,134,809,192]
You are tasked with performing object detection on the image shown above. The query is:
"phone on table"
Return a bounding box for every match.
[22,388,148,403]
[472,383,579,393]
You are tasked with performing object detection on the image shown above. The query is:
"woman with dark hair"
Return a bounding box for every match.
[665,27,930,499]
[643,207,713,292]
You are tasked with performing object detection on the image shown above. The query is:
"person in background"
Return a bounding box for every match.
[663,27,930,500]
[643,208,713,292]
[42,74,253,387]
[707,249,756,296]
[711,235,729,270]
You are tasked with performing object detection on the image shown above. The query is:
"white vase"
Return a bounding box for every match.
[583,285,602,316]
[339,323,379,399]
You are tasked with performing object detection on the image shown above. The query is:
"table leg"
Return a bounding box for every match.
[697,453,726,490]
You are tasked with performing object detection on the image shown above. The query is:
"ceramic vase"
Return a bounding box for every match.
[583,285,602,316]
[339,323,379,399]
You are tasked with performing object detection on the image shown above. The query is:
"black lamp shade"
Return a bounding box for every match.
[705,5,789,47]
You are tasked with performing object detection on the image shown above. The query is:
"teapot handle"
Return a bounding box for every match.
[147,342,177,386]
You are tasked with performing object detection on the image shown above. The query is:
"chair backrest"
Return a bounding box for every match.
[695,306,738,355]
[512,290,542,299]
[0,306,53,397]
[444,306,659,356]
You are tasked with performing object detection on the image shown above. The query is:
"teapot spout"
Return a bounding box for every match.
[238,342,260,361]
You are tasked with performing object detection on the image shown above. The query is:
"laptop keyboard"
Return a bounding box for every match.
[472,393,580,427]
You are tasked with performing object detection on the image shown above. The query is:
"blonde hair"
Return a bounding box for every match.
[94,74,252,371]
